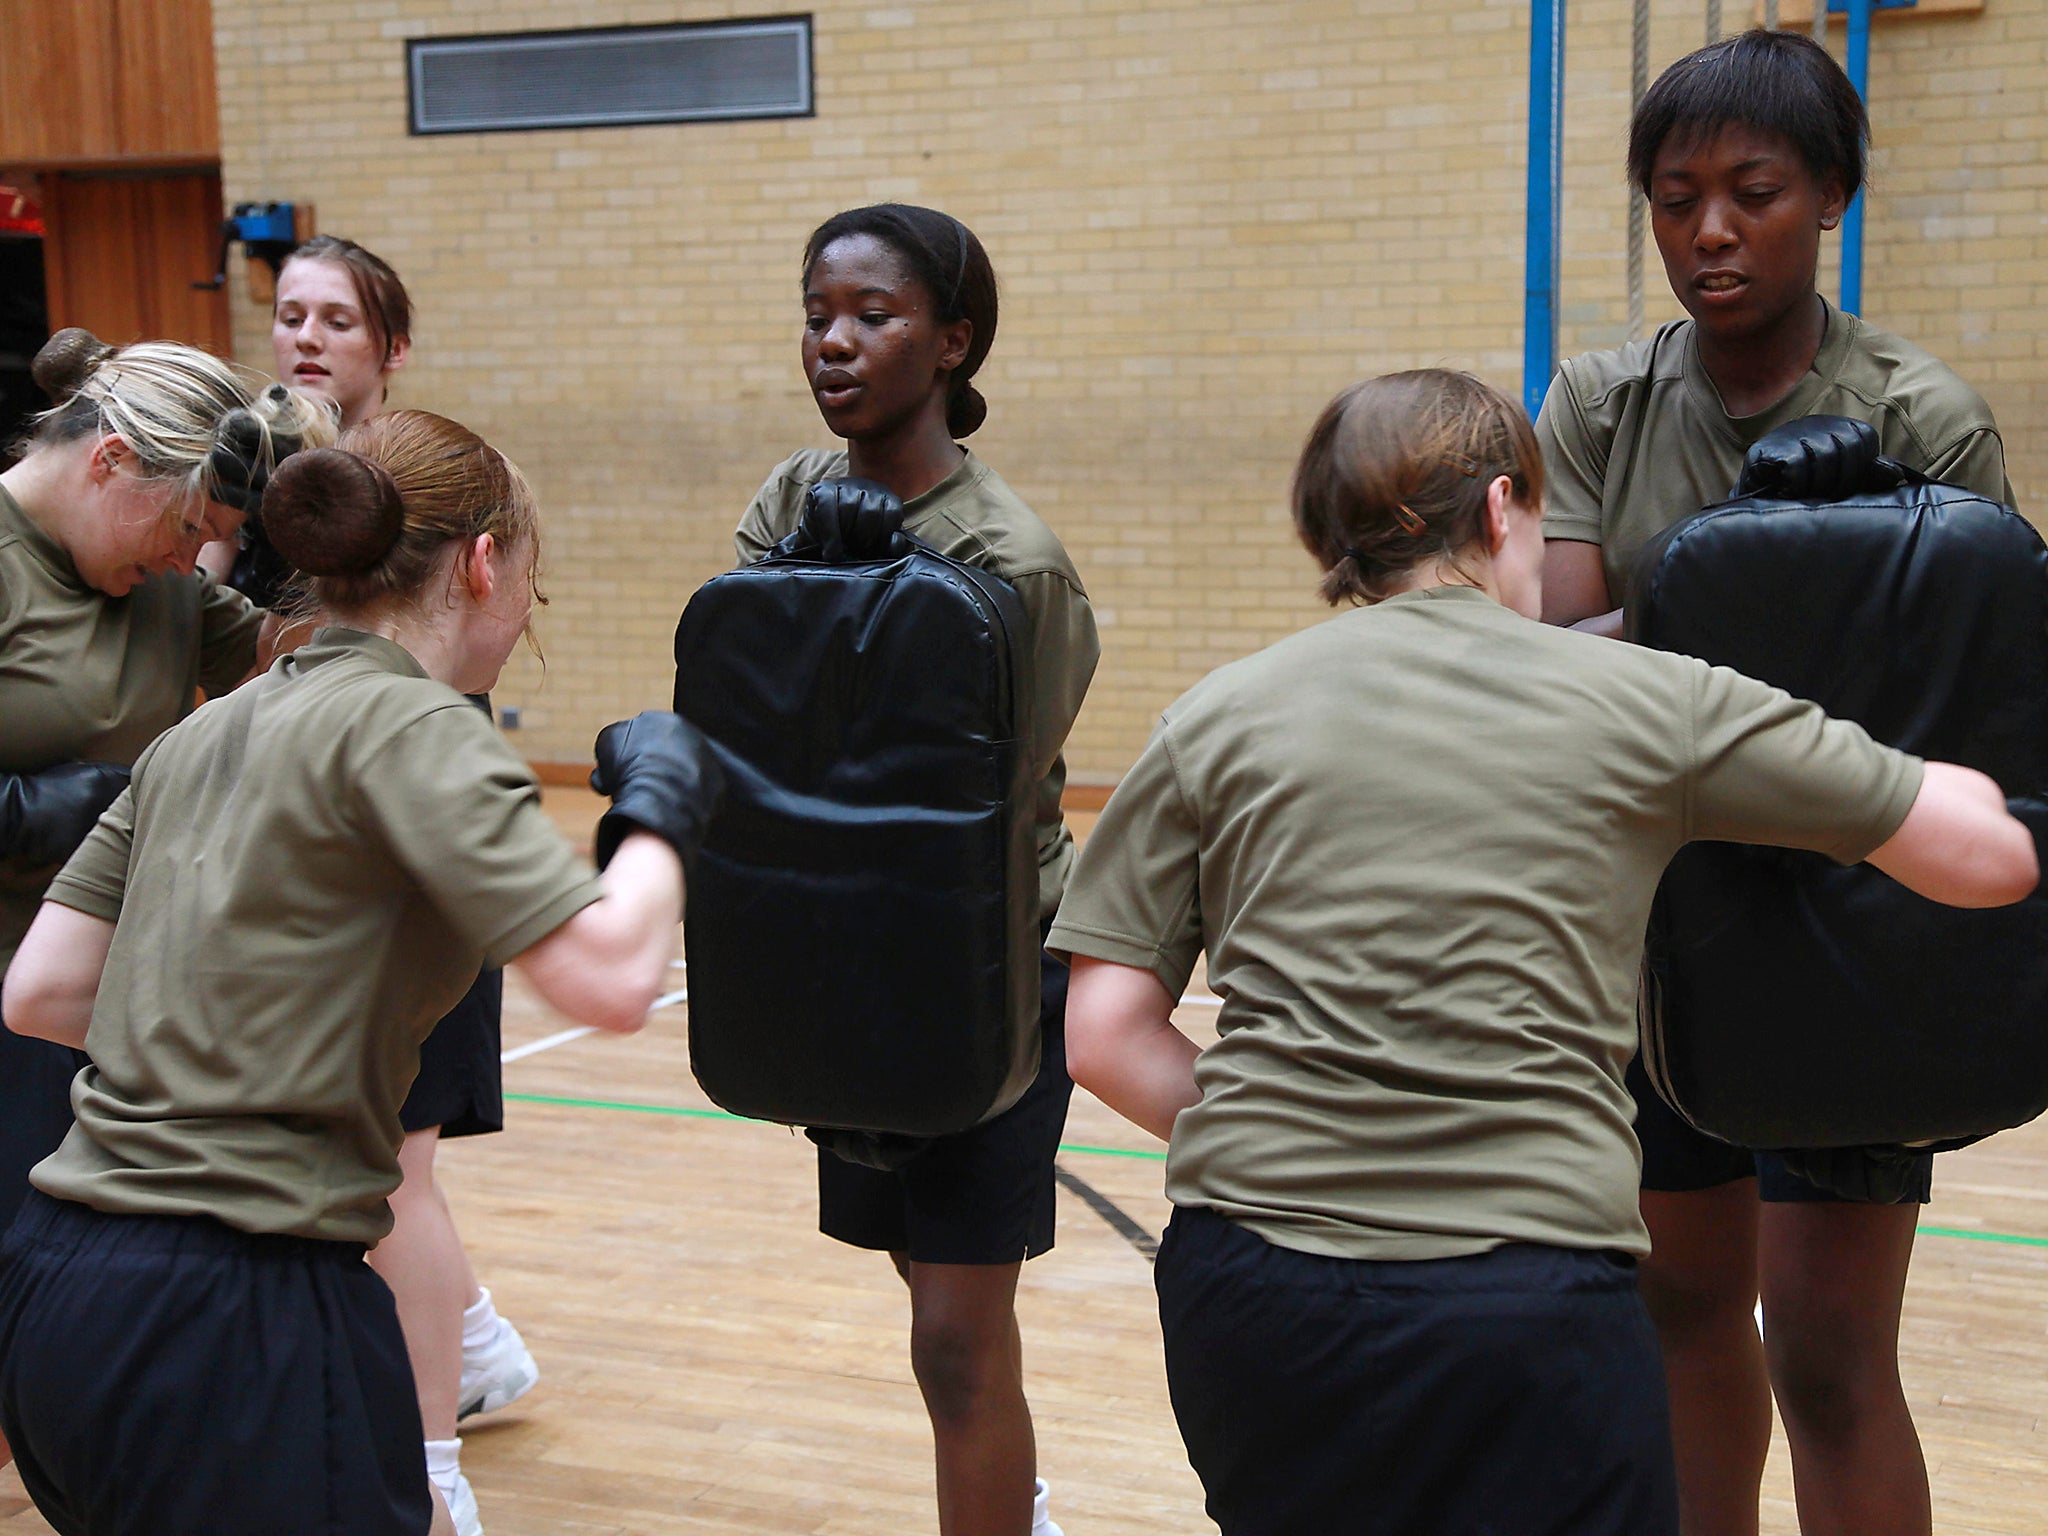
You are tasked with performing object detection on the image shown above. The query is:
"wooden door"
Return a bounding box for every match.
[40,170,231,354]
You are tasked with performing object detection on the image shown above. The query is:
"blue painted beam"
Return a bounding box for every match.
[1831,0,1915,315]
[1523,0,1566,422]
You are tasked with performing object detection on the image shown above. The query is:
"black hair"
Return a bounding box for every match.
[1628,30,1867,202]
[801,203,999,438]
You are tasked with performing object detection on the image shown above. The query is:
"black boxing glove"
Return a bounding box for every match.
[1734,414,1905,501]
[0,762,130,868]
[800,477,905,562]
[226,517,296,612]
[588,712,726,870]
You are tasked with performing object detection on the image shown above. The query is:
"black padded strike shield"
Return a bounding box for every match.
[1628,480,2048,1150]
[673,532,1040,1136]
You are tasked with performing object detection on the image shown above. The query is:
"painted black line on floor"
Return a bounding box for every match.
[1054,1162,1158,1263]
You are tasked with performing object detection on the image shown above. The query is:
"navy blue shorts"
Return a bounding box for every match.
[1155,1206,1679,1536]
[399,693,507,1142]
[399,966,505,1139]
[0,1031,85,1234]
[1628,1056,1932,1204]
[0,1192,432,1536]
[817,947,1073,1266]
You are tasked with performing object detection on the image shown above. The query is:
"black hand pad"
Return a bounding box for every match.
[0,763,130,868]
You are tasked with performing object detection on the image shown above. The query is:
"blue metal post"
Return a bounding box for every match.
[1839,0,1874,315]
[1833,0,1914,316]
[1523,0,1566,422]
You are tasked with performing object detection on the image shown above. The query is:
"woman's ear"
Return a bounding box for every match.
[88,434,129,484]
[1482,475,1515,557]
[382,333,412,379]
[1818,178,1848,232]
[460,533,498,603]
[937,317,972,376]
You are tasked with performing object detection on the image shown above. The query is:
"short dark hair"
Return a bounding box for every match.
[802,204,999,438]
[1628,30,1868,202]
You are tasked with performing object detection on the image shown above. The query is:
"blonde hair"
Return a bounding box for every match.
[262,408,543,620]
[1292,369,1545,606]
[27,328,334,512]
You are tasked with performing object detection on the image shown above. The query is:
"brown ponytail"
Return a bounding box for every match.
[1292,370,1545,606]
[259,409,541,617]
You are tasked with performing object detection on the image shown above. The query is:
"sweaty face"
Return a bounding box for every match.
[1648,124,1845,348]
[802,235,966,442]
[273,258,399,429]
[74,465,240,598]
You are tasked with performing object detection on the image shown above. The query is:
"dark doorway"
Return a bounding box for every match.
[0,186,49,464]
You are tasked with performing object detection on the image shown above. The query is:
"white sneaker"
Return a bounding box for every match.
[435,1467,484,1536]
[458,1312,539,1421]
[1032,1476,1064,1536]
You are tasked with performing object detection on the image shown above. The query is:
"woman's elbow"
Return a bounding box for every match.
[1977,822,2040,908]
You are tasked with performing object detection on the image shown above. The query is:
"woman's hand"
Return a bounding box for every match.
[1064,956,1202,1143]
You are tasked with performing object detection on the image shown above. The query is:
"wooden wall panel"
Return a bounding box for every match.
[0,0,219,166]
[41,172,231,355]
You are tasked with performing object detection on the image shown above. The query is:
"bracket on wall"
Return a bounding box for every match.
[193,201,318,302]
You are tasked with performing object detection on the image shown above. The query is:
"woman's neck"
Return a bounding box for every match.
[0,447,86,546]
[844,402,965,503]
[1380,555,1499,606]
[1695,292,1828,419]
[333,606,470,690]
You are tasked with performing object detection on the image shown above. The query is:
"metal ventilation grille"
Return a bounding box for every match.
[408,18,812,136]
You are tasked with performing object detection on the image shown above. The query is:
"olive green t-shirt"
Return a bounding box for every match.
[1047,586,1922,1262]
[0,484,263,974]
[736,448,1101,921]
[1539,299,2013,599]
[35,628,602,1244]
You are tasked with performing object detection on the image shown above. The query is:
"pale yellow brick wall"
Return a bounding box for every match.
[211,0,2048,778]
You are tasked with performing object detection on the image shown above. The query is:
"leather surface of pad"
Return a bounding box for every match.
[1627,483,2048,1149]
[674,533,1040,1136]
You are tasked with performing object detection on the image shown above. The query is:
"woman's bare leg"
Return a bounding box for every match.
[368,1127,475,1440]
[1638,1180,1770,1536]
[894,1254,1038,1536]
[1759,1200,1928,1536]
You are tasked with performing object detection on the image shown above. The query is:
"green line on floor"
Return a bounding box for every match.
[1913,1224,2048,1250]
[504,1093,2048,1245]
[504,1091,1171,1162]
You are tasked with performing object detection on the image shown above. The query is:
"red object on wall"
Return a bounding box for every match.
[0,184,44,236]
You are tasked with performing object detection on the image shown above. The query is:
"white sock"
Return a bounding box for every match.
[1032,1477,1063,1536]
[424,1437,463,1499]
[462,1287,500,1353]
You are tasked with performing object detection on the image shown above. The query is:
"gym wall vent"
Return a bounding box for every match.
[406,16,813,136]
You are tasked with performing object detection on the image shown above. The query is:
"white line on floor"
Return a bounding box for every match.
[499,989,688,1065]
[1178,993,1221,1007]
[500,1026,599,1064]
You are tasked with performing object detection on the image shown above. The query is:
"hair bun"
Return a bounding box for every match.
[31,329,117,405]
[947,382,988,438]
[261,447,407,577]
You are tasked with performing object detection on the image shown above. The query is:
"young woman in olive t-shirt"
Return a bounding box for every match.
[0,410,721,1536]
[0,330,323,1470]
[1537,34,2011,1536]
[733,203,1098,1536]
[253,234,537,1535]
[1054,369,2035,1536]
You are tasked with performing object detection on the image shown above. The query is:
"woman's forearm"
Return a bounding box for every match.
[1065,956,1202,1142]
[511,831,683,1033]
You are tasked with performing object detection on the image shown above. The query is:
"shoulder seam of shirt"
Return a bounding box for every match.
[353,692,493,776]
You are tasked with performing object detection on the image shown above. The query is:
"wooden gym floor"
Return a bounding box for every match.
[5,787,2048,1533]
